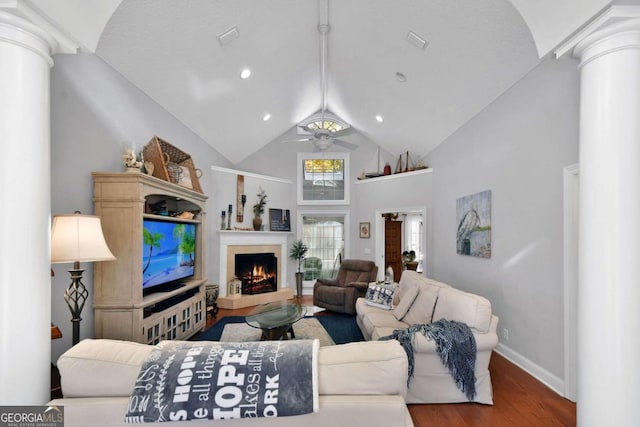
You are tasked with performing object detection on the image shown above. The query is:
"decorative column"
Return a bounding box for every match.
[573,18,640,426]
[0,11,56,404]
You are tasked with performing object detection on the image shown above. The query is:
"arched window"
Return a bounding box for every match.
[298,112,350,135]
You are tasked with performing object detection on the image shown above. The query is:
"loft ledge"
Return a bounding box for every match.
[355,167,432,184]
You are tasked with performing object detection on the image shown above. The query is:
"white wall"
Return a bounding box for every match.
[425,56,579,385]
[50,53,233,361]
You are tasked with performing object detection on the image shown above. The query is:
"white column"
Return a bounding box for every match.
[574,19,640,426]
[0,12,55,404]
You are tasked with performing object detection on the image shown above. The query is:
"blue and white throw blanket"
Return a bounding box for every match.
[124,339,319,423]
[384,319,477,401]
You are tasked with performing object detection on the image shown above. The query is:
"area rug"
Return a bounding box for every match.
[220,317,335,346]
[193,314,364,345]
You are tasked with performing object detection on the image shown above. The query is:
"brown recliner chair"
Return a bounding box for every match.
[313,259,378,315]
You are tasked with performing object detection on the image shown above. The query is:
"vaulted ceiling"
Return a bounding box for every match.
[25,0,610,164]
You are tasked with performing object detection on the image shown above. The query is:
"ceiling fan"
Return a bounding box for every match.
[292,122,357,151]
[282,0,357,152]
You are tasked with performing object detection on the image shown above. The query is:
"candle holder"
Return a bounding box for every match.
[237,194,247,222]
[220,211,226,230]
[226,204,232,230]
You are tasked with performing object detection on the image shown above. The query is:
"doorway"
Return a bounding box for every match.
[375,206,429,282]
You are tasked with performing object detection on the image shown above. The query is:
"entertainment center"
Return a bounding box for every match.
[92,172,208,344]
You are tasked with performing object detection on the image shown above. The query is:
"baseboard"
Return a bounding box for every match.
[494,342,565,397]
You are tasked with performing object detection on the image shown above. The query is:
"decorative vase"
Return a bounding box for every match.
[252,217,262,231]
[295,272,304,298]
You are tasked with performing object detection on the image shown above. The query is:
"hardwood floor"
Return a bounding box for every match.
[207,296,576,427]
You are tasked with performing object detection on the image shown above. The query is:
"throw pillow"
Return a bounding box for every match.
[393,285,420,321]
[364,282,397,310]
[403,284,440,326]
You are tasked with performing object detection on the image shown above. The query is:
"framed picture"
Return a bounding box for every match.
[269,208,291,231]
[360,222,371,239]
[456,190,492,258]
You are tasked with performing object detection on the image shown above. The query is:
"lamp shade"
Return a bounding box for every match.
[51,213,116,263]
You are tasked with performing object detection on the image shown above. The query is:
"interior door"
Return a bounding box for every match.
[384,220,403,281]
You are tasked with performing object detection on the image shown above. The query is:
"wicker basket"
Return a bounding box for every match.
[143,135,203,193]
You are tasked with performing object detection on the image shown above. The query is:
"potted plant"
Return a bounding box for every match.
[289,239,308,298]
[402,250,419,271]
[252,187,267,231]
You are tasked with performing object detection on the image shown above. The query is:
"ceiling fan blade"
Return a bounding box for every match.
[299,125,316,134]
[331,127,355,138]
[280,138,313,144]
[333,139,358,150]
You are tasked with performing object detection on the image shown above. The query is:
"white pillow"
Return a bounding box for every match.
[364,282,397,310]
[403,284,440,325]
[393,285,419,321]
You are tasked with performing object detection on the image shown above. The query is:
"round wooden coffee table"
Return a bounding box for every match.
[245,301,307,340]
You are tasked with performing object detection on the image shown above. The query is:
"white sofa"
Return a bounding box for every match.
[356,270,499,404]
[49,338,414,427]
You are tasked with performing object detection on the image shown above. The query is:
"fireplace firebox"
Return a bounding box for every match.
[234,253,277,295]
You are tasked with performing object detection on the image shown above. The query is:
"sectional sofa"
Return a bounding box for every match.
[49,338,414,427]
[356,270,499,404]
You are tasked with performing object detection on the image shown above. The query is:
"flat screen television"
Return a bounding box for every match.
[142,219,196,293]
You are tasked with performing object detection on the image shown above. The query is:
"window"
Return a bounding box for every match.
[298,211,349,282]
[297,153,350,205]
[404,213,423,271]
[298,112,350,135]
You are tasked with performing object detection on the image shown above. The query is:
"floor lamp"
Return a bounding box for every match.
[50,212,115,346]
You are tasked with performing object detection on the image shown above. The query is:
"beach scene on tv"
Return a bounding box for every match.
[142,220,196,289]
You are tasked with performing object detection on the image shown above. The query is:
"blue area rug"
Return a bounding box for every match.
[193,314,364,345]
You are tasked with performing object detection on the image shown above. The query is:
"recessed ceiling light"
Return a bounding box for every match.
[375,115,384,123]
[263,113,271,121]
[395,72,407,82]
[240,68,251,79]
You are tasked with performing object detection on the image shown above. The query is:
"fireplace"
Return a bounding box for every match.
[235,253,278,295]
[218,231,292,309]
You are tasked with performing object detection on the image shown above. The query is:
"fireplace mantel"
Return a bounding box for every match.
[218,230,292,296]
[218,230,292,238]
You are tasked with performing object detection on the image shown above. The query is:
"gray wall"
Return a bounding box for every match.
[425,57,579,380]
[50,53,233,360]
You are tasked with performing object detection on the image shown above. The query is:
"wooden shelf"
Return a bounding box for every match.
[139,279,206,308]
[143,213,201,224]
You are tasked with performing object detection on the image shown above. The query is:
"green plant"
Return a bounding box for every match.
[289,239,308,273]
[252,187,267,218]
[402,250,416,263]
